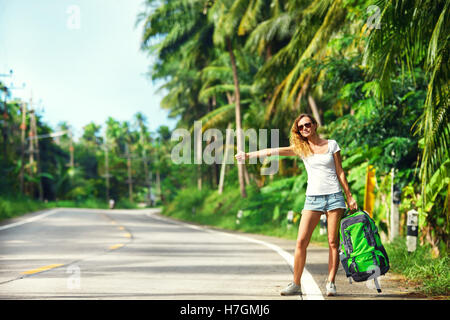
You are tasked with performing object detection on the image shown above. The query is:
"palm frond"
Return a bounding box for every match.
[364,0,449,205]
[196,103,237,131]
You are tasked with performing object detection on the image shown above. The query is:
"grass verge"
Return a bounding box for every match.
[0,196,138,221]
[0,195,48,220]
[384,238,449,297]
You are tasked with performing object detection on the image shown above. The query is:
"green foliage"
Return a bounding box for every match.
[385,237,449,296]
[0,104,168,211]
[0,196,47,220]
[161,183,301,238]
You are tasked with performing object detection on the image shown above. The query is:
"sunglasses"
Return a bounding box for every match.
[298,122,312,131]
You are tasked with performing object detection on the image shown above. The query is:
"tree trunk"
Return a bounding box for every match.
[210,97,218,188]
[156,169,163,203]
[207,135,218,188]
[295,75,311,111]
[143,160,152,206]
[31,110,43,201]
[266,45,272,61]
[128,156,133,202]
[126,144,133,203]
[197,125,202,191]
[243,164,250,185]
[104,135,110,202]
[139,122,152,206]
[213,162,218,188]
[307,94,322,126]
[227,37,246,198]
[218,122,232,195]
[2,95,8,158]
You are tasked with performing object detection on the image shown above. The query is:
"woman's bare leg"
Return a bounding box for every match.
[325,208,345,283]
[293,210,322,285]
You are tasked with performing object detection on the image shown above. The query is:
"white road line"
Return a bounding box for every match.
[0,209,61,231]
[0,208,160,232]
[147,212,324,300]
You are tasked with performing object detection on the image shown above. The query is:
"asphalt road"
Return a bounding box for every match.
[0,208,418,300]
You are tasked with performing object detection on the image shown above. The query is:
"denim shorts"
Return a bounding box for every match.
[303,191,347,213]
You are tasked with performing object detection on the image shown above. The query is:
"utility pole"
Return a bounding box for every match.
[0,69,12,158]
[28,107,34,196]
[142,145,152,206]
[29,109,43,201]
[137,117,152,206]
[156,169,161,203]
[68,129,74,169]
[3,75,27,194]
[25,125,70,197]
[103,133,111,202]
[126,143,133,203]
[27,108,43,200]
[1,86,7,157]
[1,75,26,160]
[19,101,27,194]
[118,144,143,204]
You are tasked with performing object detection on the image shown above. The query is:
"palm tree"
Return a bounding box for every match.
[364,0,449,203]
[362,0,449,250]
[138,0,214,127]
[139,0,247,194]
[80,122,102,149]
[240,0,353,130]
[135,112,153,206]
[206,0,258,198]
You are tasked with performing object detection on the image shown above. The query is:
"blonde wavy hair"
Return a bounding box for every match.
[289,113,318,158]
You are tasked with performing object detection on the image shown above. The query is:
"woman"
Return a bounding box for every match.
[235,113,357,297]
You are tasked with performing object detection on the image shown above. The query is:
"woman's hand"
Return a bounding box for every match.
[235,151,249,162]
[347,195,358,211]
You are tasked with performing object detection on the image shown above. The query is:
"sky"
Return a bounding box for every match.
[0,0,178,139]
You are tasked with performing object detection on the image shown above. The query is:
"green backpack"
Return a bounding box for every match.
[339,209,390,293]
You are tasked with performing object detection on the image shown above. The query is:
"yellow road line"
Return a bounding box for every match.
[21,264,64,275]
[118,226,125,230]
[109,244,124,250]
[123,233,132,239]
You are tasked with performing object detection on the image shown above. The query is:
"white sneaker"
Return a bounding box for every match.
[280,282,302,296]
[326,282,337,296]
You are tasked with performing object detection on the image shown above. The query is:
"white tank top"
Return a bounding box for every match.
[301,139,342,196]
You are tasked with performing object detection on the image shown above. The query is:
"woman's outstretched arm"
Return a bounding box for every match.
[235,146,296,161]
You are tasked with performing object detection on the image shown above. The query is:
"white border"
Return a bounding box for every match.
[0,209,61,231]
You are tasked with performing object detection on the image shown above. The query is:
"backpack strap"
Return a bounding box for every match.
[373,277,382,293]
[342,208,352,218]
[371,251,379,269]
[342,207,361,218]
